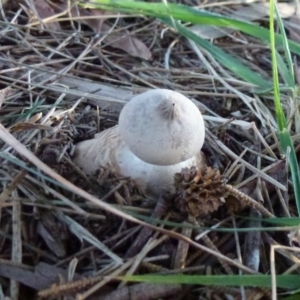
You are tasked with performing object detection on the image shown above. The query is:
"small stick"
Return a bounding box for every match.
[125,196,167,258]
[225,184,275,218]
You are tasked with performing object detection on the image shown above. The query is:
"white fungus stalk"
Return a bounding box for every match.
[73,89,206,196]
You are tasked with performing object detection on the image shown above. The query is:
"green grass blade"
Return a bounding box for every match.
[0,152,67,189]
[123,211,297,232]
[269,0,300,215]
[244,216,300,226]
[82,0,300,88]
[161,18,270,87]
[275,51,295,88]
[120,274,300,289]
[281,291,300,300]
[278,130,300,214]
[274,4,295,88]
[81,1,272,87]
[83,0,300,56]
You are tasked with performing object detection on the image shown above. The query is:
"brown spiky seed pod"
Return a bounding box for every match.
[173,166,226,217]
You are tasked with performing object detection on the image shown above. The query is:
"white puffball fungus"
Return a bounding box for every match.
[73,89,206,196]
[119,89,205,165]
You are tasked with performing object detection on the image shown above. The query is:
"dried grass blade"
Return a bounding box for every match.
[55,212,122,264]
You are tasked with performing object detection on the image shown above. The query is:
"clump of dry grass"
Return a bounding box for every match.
[0,1,298,299]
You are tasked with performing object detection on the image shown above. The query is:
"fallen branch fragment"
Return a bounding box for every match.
[0,261,81,291]
[225,184,275,218]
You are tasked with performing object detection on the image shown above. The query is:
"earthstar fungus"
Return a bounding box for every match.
[73,89,206,197]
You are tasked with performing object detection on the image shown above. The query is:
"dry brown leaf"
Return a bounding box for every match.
[76,8,109,33]
[79,9,151,60]
[27,112,43,123]
[101,23,152,60]
[9,122,54,132]
[52,3,151,60]
[0,1,151,58]
[31,0,61,30]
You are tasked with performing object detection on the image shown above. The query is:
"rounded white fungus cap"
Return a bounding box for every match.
[118,89,205,166]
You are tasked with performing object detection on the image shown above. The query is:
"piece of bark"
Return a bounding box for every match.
[31,69,133,113]
[0,261,81,290]
[173,224,192,269]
